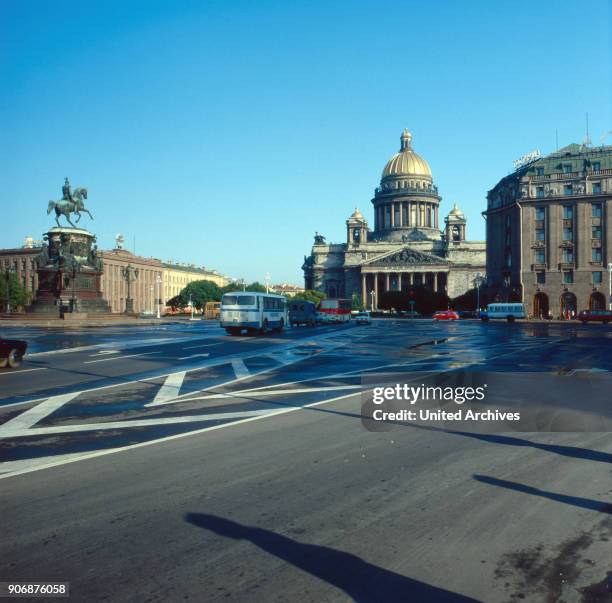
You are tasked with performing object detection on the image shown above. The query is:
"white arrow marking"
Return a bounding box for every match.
[150,371,186,406]
[5,409,276,438]
[0,392,81,436]
[231,358,250,379]
[178,353,211,360]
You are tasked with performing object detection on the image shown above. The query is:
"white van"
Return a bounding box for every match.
[481,303,525,323]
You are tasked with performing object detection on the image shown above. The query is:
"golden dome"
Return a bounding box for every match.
[350,207,365,221]
[381,129,432,179]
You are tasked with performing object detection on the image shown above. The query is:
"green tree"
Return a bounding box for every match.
[222,281,267,294]
[0,273,29,311]
[351,293,363,311]
[179,280,222,310]
[288,289,326,305]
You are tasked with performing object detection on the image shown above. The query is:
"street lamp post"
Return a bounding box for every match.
[369,289,375,311]
[2,265,16,314]
[150,285,154,314]
[156,275,162,319]
[474,273,485,313]
[188,293,194,320]
[608,263,612,311]
[121,264,139,313]
[264,273,271,294]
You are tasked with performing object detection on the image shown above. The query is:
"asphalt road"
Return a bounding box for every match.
[1,319,611,602]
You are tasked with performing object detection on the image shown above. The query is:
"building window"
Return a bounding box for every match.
[505,252,512,268]
[592,182,601,194]
[592,162,601,173]
[592,226,602,239]
[563,270,573,284]
[562,248,574,263]
[593,271,602,284]
[564,185,573,196]
[562,227,573,241]
[536,167,544,176]
[535,207,545,220]
[535,249,545,263]
[536,271,546,284]
[592,203,602,218]
[505,232,512,246]
[535,228,545,241]
[563,164,572,174]
[563,205,573,219]
[536,187,544,198]
[505,214,511,228]
[592,248,602,262]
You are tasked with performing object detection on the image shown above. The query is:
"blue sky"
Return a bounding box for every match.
[1,0,610,283]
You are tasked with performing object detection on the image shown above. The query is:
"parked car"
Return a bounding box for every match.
[0,338,28,369]
[458,310,477,319]
[433,310,459,321]
[354,311,372,325]
[577,309,612,324]
[289,300,317,327]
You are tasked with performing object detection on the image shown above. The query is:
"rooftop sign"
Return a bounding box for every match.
[513,149,541,170]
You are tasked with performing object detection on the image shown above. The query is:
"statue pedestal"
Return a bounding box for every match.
[28,227,112,315]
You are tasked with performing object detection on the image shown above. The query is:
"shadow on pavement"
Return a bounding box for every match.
[408,425,612,464]
[473,475,612,514]
[184,512,480,602]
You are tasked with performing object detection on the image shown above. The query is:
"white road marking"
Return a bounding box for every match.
[231,358,250,379]
[0,392,81,435]
[178,353,211,360]
[5,408,276,438]
[0,391,362,480]
[182,343,223,350]
[90,350,120,356]
[0,367,48,376]
[84,352,158,364]
[151,371,186,405]
[179,384,362,402]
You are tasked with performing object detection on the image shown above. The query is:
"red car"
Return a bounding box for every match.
[433,310,459,321]
[577,310,612,324]
[0,338,28,369]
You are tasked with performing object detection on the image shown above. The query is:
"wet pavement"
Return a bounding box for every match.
[0,319,611,602]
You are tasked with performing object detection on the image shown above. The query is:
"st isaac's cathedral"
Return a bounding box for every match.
[302,129,486,308]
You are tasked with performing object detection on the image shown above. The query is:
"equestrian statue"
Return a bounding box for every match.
[47,178,93,228]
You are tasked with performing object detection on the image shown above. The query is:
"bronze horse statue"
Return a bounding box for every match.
[47,187,93,228]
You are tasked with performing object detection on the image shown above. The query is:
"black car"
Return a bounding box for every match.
[0,338,28,369]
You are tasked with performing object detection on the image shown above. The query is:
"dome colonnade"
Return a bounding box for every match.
[372,129,441,238]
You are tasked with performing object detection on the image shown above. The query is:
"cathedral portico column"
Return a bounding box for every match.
[362,273,366,307]
[398,273,402,291]
[390,203,395,227]
[398,202,403,227]
[409,272,413,286]
[374,273,379,310]
[433,272,438,292]
[385,273,390,291]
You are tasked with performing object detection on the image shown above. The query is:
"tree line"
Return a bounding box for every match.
[166,280,328,312]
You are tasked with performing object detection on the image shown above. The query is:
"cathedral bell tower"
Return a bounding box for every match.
[445,203,467,243]
[346,208,368,246]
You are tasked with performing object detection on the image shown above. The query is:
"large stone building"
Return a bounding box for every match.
[484,144,612,317]
[163,263,230,302]
[303,129,485,308]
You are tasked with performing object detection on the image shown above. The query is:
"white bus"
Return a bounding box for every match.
[220,291,288,335]
[481,302,525,323]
